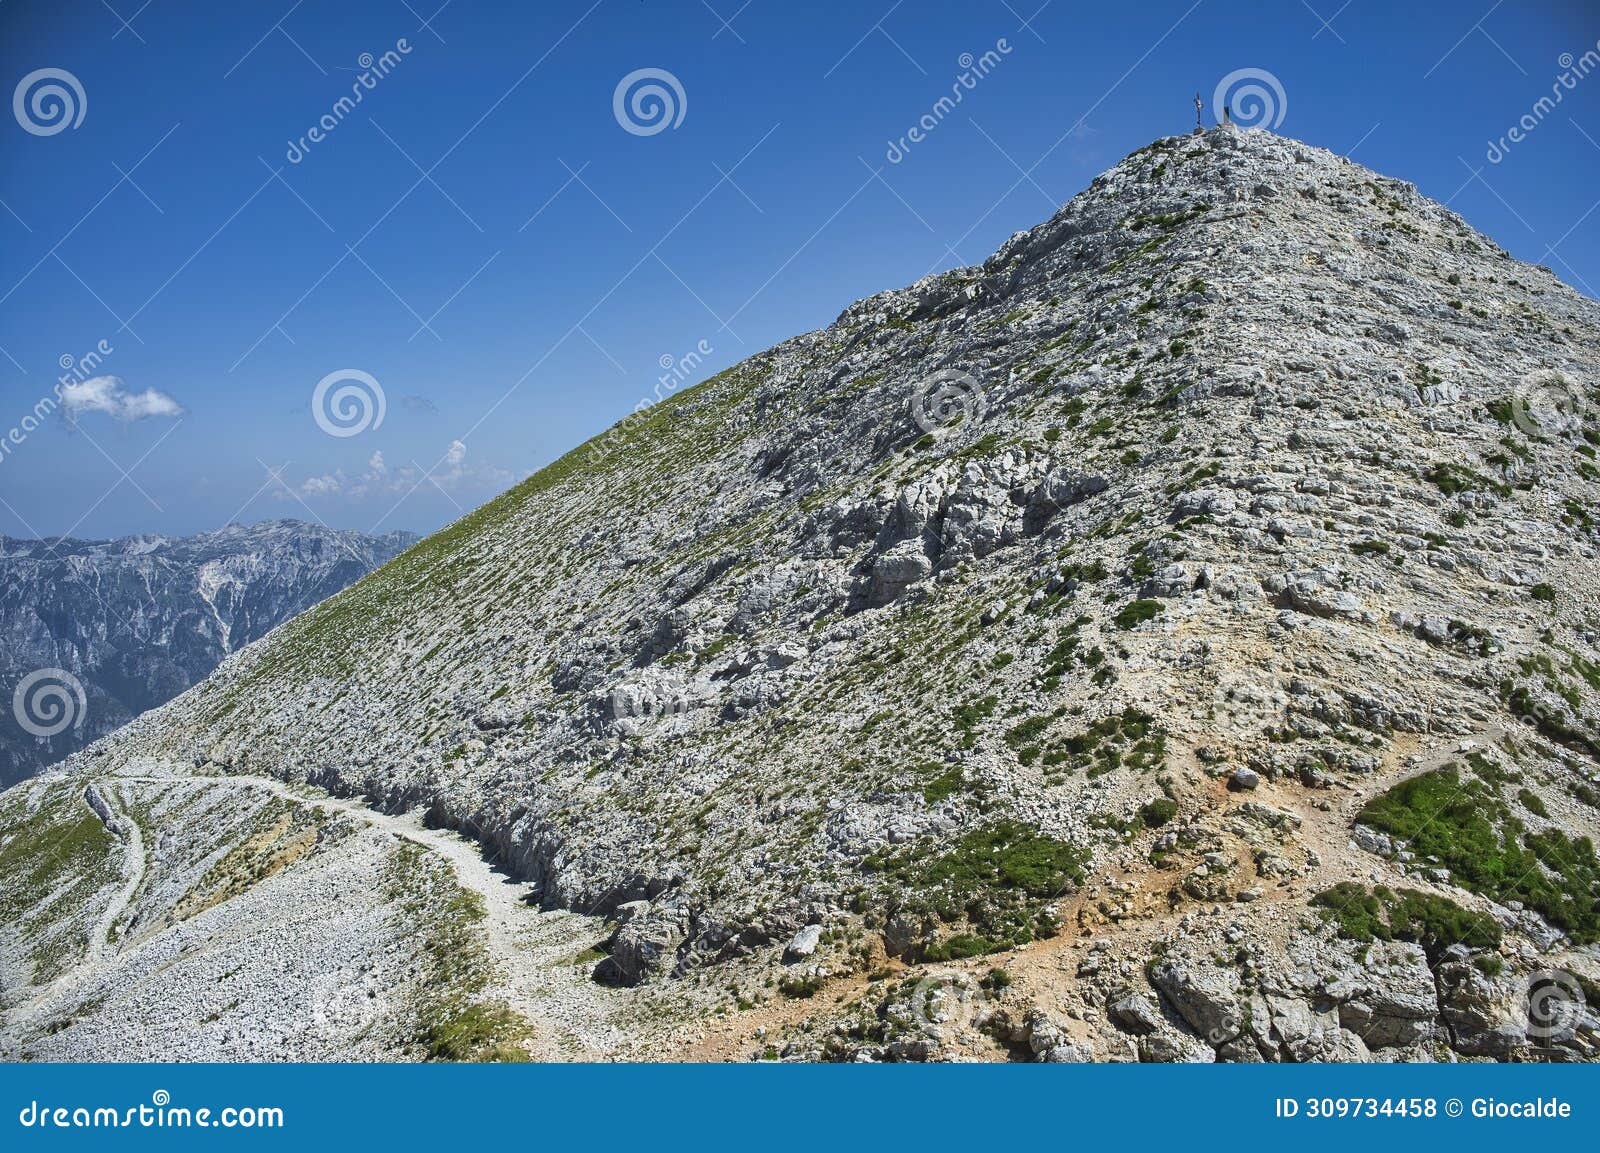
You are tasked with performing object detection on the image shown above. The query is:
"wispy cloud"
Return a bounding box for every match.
[289,440,516,502]
[59,375,184,422]
[1063,121,1101,167]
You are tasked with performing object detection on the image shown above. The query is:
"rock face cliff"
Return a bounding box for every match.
[0,521,416,785]
[3,127,1597,1063]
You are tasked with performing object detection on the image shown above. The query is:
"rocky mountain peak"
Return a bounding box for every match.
[3,130,1597,1063]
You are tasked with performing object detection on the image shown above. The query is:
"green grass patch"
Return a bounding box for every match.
[1113,599,1164,629]
[868,821,1087,957]
[1141,797,1179,827]
[1311,882,1501,959]
[1357,766,1600,943]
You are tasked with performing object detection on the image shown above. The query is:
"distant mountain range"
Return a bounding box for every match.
[0,520,415,785]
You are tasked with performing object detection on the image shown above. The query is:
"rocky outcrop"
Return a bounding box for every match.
[1333,943,1440,1049]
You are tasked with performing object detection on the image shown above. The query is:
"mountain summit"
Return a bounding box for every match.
[4,127,1597,1063]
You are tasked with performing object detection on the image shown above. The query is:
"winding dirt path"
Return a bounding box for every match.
[103,765,625,1059]
[86,783,144,961]
[4,782,148,1032]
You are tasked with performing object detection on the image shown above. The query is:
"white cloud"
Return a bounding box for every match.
[299,471,347,497]
[289,439,514,502]
[59,375,184,422]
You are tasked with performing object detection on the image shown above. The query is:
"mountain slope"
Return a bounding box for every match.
[4,126,1598,1062]
[0,520,416,785]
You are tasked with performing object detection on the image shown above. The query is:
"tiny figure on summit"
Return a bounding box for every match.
[1192,92,1204,135]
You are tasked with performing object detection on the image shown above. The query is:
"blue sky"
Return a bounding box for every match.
[1,0,1596,539]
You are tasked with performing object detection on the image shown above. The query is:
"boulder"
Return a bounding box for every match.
[1041,1042,1094,1063]
[595,900,689,986]
[882,911,936,959]
[1108,991,1163,1035]
[783,924,823,963]
[868,542,934,605]
[1138,1028,1216,1063]
[1031,467,1109,520]
[1228,767,1261,791]
[1148,959,1243,1044]
[1436,960,1525,1058]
